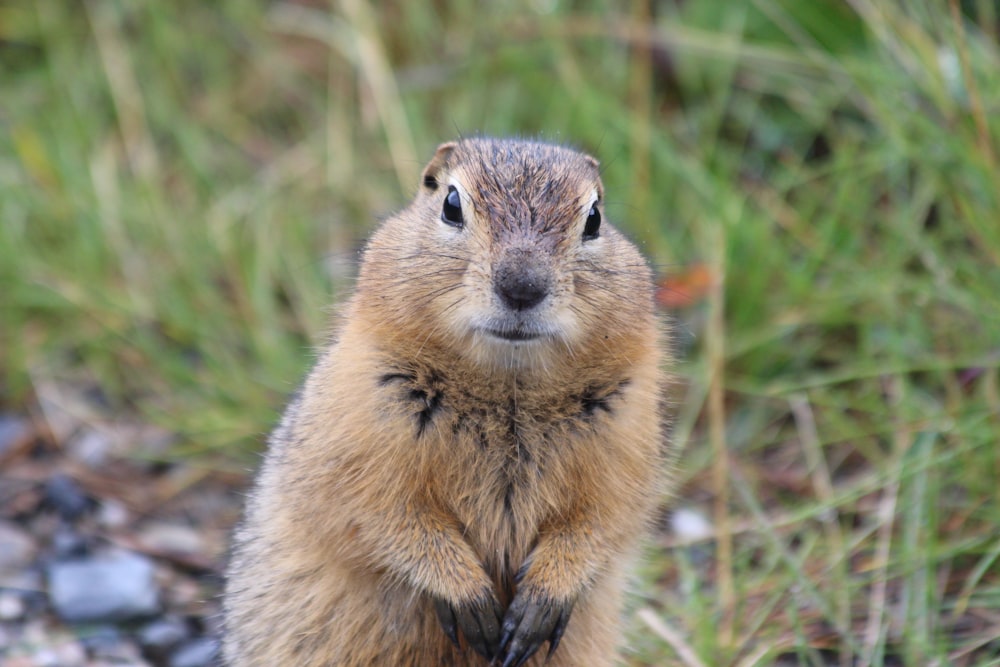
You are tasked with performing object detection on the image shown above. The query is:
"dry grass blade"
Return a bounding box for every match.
[84,1,160,179]
[636,607,709,667]
[860,376,910,667]
[948,0,997,170]
[790,393,852,667]
[337,0,418,190]
[707,220,734,647]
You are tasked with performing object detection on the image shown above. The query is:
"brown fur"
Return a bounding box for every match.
[223,138,673,666]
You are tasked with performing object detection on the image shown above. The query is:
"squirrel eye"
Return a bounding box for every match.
[441,186,464,228]
[582,204,601,241]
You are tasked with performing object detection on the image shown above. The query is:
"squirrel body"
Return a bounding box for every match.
[223,138,672,666]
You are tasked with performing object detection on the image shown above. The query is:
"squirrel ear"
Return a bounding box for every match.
[584,154,600,170]
[421,142,457,192]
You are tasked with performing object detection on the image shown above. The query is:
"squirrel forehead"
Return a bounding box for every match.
[447,140,602,206]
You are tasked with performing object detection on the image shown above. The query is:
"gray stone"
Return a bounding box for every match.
[169,637,220,667]
[0,414,33,460]
[66,427,115,468]
[0,520,37,571]
[79,624,120,648]
[97,499,130,529]
[138,616,191,663]
[51,525,90,559]
[137,522,204,555]
[0,591,26,620]
[48,550,160,623]
[44,474,91,520]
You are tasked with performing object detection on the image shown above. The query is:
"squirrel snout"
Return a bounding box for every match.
[493,249,552,311]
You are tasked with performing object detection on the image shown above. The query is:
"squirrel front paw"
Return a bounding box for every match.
[497,589,575,667]
[434,592,505,661]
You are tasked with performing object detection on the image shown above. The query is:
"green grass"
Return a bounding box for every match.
[2,0,998,664]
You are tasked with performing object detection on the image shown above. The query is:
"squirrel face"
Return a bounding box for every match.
[357,138,654,373]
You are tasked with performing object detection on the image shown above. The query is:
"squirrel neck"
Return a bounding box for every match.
[342,303,648,407]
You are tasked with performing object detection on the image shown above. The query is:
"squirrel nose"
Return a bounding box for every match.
[493,249,551,311]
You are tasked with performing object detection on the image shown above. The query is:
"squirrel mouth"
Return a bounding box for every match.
[481,327,543,342]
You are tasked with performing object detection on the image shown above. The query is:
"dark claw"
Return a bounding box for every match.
[547,607,570,658]
[433,593,504,661]
[499,591,575,667]
[433,598,460,649]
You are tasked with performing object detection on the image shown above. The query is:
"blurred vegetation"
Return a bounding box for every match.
[2,0,998,664]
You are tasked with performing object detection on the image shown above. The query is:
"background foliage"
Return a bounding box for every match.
[2,0,998,664]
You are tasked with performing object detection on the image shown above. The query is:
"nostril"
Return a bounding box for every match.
[494,254,551,311]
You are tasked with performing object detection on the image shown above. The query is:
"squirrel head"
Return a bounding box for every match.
[356,138,655,375]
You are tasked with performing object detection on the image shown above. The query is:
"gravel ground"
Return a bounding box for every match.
[0,400,248,667]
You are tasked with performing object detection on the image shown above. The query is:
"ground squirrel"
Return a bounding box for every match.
[223,138,672,666]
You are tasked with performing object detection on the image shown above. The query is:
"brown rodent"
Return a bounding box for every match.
[223,138,672,667]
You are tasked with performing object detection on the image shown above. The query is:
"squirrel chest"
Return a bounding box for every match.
[378,363,635,552]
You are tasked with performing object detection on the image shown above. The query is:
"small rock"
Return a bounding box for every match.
[137,522,204,555]
[670,506,714,542]
[66,427,115,468]
[48,549,160,623]
[0,414,34,463]
[44,474,91,520]
[0,568,43,596]
[97,499,130,529]
[51,525,90,559]
[0,590,26,620]
[169,637,220,667]
[79,624,122,653]
[138,616,191,664]
[29,648,61,667]
[82,626,149,664]
[0,520,37,570]
[33,639,87,667]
